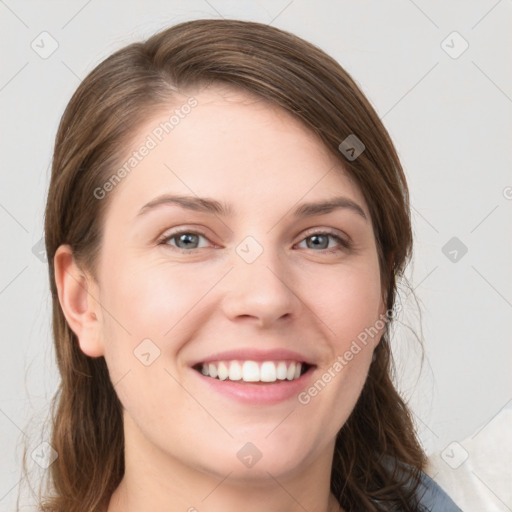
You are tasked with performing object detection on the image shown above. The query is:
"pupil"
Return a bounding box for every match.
[177,233,198,249]
[308,234,328,249]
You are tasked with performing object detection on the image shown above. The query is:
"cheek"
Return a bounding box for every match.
[100,250,207,327]
[97,260,211,415]
[98,254,223,364]
[308,261,384,348]
[294,265,383,437]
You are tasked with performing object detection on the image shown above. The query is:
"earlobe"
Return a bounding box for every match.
[53,245,105,358]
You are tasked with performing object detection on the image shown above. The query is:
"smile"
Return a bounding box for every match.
[194,360,311,383]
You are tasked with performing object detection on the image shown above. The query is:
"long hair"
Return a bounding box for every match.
[24,18,425,512]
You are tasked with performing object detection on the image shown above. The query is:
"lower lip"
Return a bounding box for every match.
[191,367,316,405]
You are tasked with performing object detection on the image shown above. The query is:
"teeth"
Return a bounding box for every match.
[260,361,277,382]
[228,361,242,381]
[286,362,296,381]
[208,363,218,379]
[217,361,229,381]
[242,361,260,382]
[199,360,305,382]
[276,361,287,380]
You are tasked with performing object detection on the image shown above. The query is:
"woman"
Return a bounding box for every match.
[34,18,461,512]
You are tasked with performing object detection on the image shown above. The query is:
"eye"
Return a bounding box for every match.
[296,231,350,253]
[159,230,211,251]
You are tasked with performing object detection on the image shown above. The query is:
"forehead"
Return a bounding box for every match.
[104,84,368,217]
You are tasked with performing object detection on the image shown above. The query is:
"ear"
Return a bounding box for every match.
[53,244,104,358]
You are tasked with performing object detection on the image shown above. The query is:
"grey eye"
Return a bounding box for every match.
[174,233,200,249]
[296,232,349,252]
[305,234,330,249]
[164,232,209,250]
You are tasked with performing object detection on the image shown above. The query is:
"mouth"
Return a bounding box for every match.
[192,360,314,384]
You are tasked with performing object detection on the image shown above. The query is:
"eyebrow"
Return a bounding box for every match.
[137,195,233,217]
[293,197,367,220]
[136,194,367,221]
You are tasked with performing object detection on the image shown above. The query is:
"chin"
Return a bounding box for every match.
[196,435,318,482]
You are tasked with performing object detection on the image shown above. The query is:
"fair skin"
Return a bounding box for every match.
[54,85,386,512]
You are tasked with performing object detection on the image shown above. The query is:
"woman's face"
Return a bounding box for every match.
[79,85,386,482]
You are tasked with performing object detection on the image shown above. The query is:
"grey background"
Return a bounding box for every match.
[1,0,511,510]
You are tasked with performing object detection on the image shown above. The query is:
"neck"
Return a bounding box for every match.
[108,478,343,512]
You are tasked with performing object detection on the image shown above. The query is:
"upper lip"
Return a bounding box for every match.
[189,348,317,367]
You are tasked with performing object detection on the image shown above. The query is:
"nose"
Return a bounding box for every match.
[220,245,301,328]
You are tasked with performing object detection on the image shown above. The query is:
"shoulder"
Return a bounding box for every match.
[377,455,462,510]
[415,471,463,511]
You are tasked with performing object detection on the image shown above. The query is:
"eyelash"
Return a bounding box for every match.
[157,228,351,255]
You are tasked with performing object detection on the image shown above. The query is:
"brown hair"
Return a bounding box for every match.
[24,18,426,512]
